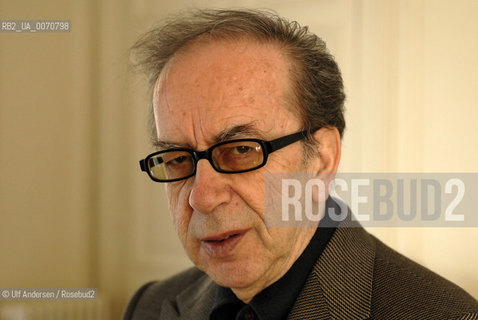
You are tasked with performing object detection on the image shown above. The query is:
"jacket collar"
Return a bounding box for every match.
[289,216,375,320]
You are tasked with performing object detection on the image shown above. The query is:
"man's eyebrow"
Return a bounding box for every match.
[215,123,265,143]
[151,138,182,150]
[151,122,264,150]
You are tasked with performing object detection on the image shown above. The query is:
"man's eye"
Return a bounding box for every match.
[167,156,188,165]
[231,146,252,155]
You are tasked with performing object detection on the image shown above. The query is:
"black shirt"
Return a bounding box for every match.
[209,197,339,320]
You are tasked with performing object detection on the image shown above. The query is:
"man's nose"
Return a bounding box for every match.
[188,160,231,213]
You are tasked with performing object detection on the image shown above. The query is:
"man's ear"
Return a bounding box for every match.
[309,127,341,203]
[313,127,341,174]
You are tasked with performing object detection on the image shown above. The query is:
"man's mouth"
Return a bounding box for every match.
[204,233,240,242]
[201,230,248,258]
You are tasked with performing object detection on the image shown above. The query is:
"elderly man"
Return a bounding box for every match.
[124,9,478,320]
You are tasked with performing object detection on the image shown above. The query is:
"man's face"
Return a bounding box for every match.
[153,39,319,300]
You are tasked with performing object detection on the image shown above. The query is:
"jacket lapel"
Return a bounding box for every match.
[289,218,375,320]
[159,272,216,320]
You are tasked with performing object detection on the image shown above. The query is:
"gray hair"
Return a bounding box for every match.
[131,9,346,154]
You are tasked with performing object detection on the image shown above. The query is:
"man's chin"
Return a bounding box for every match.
[202,261,262,290]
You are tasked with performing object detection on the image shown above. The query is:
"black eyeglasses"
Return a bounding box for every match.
[139,129,317,183]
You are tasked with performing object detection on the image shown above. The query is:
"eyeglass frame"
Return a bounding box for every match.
[139,128,319,183]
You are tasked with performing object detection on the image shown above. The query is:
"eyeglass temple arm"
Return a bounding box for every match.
[266,130,311,153]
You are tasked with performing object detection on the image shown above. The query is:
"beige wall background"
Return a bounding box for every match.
[1,0,477,319]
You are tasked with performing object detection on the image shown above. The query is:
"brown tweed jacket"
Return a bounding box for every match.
[123,219,478,320]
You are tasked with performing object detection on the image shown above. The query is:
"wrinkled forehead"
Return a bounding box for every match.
[154,37,294,97]
[151,38,301,146]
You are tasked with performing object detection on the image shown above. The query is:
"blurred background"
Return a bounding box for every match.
[1,0,477,319]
